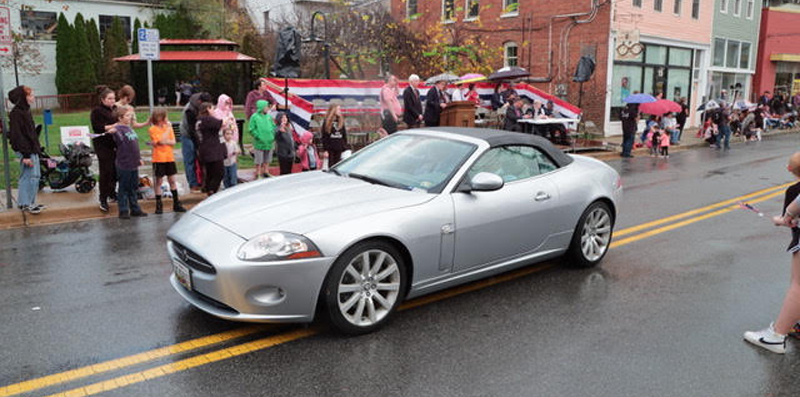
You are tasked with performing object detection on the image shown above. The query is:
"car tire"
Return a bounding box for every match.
[566,201,614,268]
[322,241,407,335]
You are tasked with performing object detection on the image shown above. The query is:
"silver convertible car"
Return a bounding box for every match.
[167,128,622,334]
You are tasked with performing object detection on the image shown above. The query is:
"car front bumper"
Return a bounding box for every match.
[167,213,335,323]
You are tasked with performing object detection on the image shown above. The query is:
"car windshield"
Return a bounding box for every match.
[332,134,476,194]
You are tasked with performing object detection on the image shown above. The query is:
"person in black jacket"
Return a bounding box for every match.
[503,98,528,132]
[180,92,212,192]
[402,74,423,128]
[321,105,348,167]
[195,102,225,195]
[491,83,505,111]
[8,86,43,214]
[89,86,118,212]
[274,112,296,175]
[424,80,448,127]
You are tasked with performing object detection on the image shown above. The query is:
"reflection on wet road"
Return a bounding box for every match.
[3,134,800,396]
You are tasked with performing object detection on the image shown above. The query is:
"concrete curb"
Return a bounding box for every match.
[582,128,799,162]
[0,193,206,230]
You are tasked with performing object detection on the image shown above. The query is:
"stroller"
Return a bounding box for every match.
[39,142,97,193]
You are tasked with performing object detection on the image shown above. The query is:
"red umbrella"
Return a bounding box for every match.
[639,99,682,115]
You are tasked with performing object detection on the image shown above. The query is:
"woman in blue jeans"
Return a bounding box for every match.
[8,85,44,214]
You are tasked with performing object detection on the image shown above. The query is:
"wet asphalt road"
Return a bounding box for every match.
[2,134,800,396]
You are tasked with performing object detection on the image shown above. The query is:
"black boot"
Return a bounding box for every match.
[172,190,187,212]
[155,196,163,214]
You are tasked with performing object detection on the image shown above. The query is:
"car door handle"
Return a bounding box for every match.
[534,192,551,202]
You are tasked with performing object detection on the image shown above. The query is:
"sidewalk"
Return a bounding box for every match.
[0,165,282,229]
[1,126,797,229]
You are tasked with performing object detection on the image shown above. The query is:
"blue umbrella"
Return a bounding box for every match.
[623,93,657,104]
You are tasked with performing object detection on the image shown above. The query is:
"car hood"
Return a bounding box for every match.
[192,171,434,239]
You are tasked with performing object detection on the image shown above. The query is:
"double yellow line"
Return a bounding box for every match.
[0,181,792,397]
[611,181,793,248]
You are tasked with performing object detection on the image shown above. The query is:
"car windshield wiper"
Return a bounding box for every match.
[327,168,342,176]
[348,172,409,190]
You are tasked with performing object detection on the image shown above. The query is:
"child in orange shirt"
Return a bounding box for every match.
[149,108,187,214]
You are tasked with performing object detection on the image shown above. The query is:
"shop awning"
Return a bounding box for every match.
[770,53,800,63]
[114,51,258,62]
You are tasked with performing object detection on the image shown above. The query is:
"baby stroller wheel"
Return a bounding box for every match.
[76,178,96,194]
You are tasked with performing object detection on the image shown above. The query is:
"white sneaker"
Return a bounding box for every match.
[744,323,786,354]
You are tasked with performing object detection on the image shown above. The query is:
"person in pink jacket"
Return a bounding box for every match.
[295,130,321,171]
[659,128,670,158]
[213,94,239,150]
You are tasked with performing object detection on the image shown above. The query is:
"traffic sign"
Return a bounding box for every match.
[0,7,12,56]
[138,28,160,60]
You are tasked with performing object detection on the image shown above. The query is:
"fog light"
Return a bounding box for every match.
[247,286,286,306]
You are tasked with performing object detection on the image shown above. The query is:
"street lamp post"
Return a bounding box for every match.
[305,11,330,80]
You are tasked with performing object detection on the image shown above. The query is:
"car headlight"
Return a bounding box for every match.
[237,232,322,261]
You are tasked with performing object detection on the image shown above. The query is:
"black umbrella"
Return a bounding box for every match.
[488,66,530,81]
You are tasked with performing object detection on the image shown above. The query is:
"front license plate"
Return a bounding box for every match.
[174,261,192,291]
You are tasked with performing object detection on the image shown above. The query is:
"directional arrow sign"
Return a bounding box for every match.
[0,6,11,57]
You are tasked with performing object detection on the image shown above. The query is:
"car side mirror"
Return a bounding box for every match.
[464,172,504,192]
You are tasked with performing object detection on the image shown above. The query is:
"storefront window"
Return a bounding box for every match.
[668,69,690,102]
[669,48,692,67]
[646,45,667,64]
[740,42,751,70]
[713,38,725,67]
[726,40,740,68]
[612,44,693,120]
[612,65,643,107]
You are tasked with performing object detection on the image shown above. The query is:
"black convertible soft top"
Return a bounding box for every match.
[420,127,574,168]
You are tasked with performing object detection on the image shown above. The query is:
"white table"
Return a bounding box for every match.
[518,117,579,127]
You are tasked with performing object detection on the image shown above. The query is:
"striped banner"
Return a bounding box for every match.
[263,78,582,133]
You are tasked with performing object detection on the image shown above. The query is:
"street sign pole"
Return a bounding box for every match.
[0,6,12,209]
[1,71,11,209]
[138,28,159,114]
[147,59,154,114]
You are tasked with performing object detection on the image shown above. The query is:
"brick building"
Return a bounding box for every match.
[390,0,613,133]
[753,2,800,97]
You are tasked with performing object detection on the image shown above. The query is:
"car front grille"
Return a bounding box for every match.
[171,241,217,274]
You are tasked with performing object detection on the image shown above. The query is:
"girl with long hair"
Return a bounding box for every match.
[321,105,349,167]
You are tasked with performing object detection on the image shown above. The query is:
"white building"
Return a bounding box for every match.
[7,0,160,97]
[241,0,387,34]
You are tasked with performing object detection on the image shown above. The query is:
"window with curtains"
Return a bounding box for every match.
[407,0,418,18]
[746,0,755,18]
[674,0,682,14]
[443,0,455,21]
[655,0,663,11]
[20,10,57,40]
[504,42,518,67]
[466,0,480,19]
[503,0,519,15]
[720,0,728,12]
[733,0,742,16]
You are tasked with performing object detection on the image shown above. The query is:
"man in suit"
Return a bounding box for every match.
[403,74,423,128]
[424,80,448,127]
[504,98,529,132]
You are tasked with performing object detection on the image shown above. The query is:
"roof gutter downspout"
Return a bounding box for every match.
[527,0,600,83]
